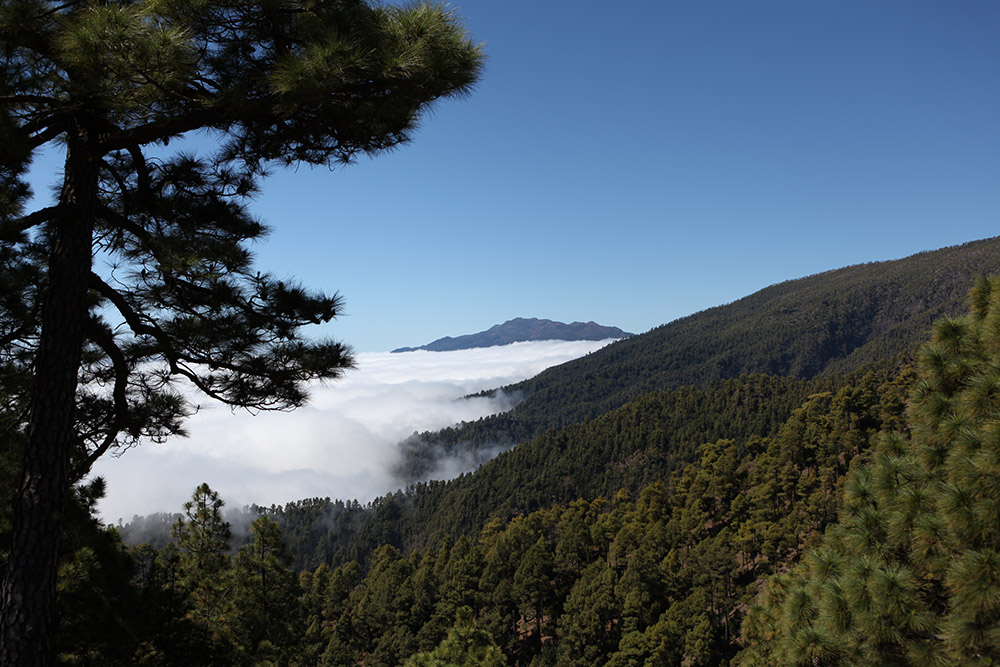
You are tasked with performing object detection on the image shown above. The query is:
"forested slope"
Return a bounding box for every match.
[400,237,1000,477]
[306,367,911,665]
[59,248,1000,664]
[739,275,1000,665]
[253,361,907,574]
[108,356,913,665]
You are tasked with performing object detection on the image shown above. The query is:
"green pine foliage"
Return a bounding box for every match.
[403,607,507,666]
[740,275,1000,665]
[229,517,306,663]
[52,480,145,665]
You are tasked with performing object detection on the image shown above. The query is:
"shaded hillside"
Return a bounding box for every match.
[400,237,1000,477]
[391,317,632,353]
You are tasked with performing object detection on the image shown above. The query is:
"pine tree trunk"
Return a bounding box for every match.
[0,119,97,666]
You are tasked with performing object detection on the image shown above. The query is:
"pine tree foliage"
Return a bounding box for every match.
[171,483,231,582]
[403,607,508,667]
[170,483,233,650]
[229,516,305,663]
[740,276,1000,665]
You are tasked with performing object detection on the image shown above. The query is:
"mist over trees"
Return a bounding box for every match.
[0,0,482,663]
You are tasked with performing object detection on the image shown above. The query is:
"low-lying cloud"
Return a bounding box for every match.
[92,339,615,523]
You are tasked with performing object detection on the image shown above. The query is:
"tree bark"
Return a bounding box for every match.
[0,118,97,666]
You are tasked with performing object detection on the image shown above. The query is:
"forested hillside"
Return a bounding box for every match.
[17,242,1000,664]
[739,275,1000,665]
[400,237,1000,478]
[101,356,913,664]
[305,367,910,665]
[121,366,901,571]
[302,366,902,570]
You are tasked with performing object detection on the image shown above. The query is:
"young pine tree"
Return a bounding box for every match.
[229,516,304,663]
[171,483,233,649]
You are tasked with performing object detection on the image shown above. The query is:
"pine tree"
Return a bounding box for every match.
[172,484,231,583]
[170,483,233,653]
[513,536,556,651]
[557,561,620,665]
[229,516,304,663]
[0,1,483,663]
[403,607,508,667]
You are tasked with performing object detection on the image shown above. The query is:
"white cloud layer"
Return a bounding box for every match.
[92,339,615,523]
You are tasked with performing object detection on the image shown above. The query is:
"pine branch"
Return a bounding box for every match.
[1,206,58,238]
[76,316,130,477]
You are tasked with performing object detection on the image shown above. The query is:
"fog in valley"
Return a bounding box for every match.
[92,339,616,524]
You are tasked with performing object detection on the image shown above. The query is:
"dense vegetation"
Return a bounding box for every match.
[82,356,910,664]
[262,368,901,571]
[739,275,1000,665]
[121,366,901,571]
[300,367,912,665]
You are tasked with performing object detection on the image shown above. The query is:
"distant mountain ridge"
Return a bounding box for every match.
[390,317,633,353]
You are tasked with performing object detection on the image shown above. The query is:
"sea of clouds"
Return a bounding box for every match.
[91,339,615,524]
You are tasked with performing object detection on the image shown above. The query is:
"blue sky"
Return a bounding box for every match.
[28,1,1000,352]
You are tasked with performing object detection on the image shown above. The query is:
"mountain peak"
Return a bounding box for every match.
[391,318,633,353]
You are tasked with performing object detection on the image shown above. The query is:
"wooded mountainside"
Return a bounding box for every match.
[398,237,1000,479]
[9,238,1000,664]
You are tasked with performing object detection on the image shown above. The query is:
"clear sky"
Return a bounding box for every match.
[26,1,1000,353]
